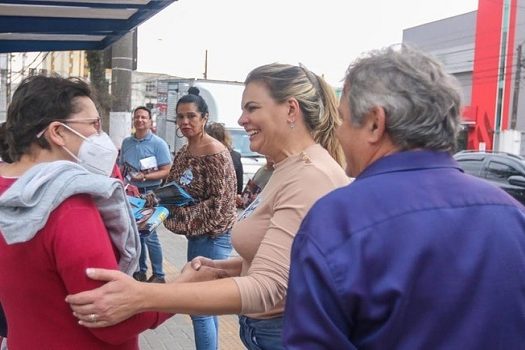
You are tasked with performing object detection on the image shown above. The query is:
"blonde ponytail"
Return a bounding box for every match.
[312,76,345,167]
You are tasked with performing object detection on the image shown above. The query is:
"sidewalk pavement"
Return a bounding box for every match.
[139,225,245,350]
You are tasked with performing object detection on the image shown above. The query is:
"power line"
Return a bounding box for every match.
[9,52,50,83]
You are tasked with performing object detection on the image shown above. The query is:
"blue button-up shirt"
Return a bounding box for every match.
[284,151,525,349]
[119,131,171,189]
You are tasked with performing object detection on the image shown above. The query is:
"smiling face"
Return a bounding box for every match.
[133,108,152,133]
[176,102,207,139]
[238,81,290,162]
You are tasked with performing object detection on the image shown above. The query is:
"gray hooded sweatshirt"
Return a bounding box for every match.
[0,160,140,274]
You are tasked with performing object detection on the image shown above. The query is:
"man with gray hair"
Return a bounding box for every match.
[284,46,525,349]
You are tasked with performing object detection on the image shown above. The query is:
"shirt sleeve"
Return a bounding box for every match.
[48,195,172,345]
[233,195,297,313]
[283,226,357,350]
[155,138,172,167]
[233,167,335,314]
[111,164,123,181]
[117,139,127,167]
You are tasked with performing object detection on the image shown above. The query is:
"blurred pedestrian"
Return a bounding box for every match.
[238,156,274,209]
[283,45,525,349]
[206,122,244,196]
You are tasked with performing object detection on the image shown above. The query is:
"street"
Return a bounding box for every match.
[139,225,245,350]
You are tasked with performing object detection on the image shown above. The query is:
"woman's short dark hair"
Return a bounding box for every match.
[0,75,93,162]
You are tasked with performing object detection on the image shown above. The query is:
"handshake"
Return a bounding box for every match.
[176,256,238,283]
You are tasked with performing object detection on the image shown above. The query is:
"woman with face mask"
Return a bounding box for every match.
[0,76,171,350]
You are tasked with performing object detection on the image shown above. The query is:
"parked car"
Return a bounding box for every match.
[453,150,525,205]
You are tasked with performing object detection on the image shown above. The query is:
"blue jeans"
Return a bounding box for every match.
[137,185,164,277]
[187,231,232,350]
[238,315,284,350]
[138,232,164,277]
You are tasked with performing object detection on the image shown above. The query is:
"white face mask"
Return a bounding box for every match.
[60,123,118,177]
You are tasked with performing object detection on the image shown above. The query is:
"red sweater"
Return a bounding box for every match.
[0,177,171,349]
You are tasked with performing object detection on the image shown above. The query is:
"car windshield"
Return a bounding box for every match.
[230,129,261,158]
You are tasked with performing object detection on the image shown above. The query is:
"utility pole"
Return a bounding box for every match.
[0,54,7,122]
[511,44,522,129]
[6,53,11,106]
[111,32,133,114]
[109,31,134,147]
[203,49,208,79]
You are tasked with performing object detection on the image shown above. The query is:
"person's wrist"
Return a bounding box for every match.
[137,281,153,312]
[142,174,147,182]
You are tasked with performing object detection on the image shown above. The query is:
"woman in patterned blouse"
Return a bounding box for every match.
[163,86,237,350]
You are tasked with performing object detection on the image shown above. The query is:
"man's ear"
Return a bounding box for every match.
[366,107,387,143]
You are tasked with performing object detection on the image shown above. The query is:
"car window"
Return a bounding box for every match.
[485,161,521,183]
[457,159,483,176]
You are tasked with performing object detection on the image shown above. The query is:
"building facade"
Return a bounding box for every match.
[0,51,90,122]
[403,0,525,153]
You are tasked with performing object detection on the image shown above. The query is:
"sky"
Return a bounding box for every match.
[137,0,479,87]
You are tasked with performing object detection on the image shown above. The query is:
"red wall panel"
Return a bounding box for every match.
[468,0,518,150]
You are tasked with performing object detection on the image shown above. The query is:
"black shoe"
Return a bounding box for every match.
[133,271,147,282]
[147,275,165,283]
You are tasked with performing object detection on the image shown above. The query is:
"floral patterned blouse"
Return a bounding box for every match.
[163,145,237,237]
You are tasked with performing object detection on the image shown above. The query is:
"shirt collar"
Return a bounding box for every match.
[133,131,153,142]
[357,150,462,181]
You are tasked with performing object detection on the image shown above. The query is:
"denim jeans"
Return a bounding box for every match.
[138,232,164,277]
[187,231,232,350]
[238,315,284,350]
[137,185,164,277]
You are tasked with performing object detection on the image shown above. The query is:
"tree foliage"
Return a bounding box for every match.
[86,50,111,132]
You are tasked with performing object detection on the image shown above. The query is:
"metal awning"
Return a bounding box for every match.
[0,0,176,53]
